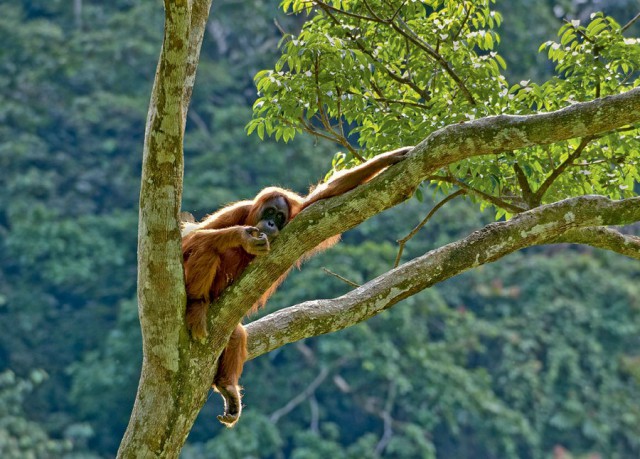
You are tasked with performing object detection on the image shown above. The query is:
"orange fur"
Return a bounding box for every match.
[182,147,411,426]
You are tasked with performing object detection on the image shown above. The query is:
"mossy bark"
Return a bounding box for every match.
[245,195,640,360]
[214,88,640,327]
[118,2,219,457]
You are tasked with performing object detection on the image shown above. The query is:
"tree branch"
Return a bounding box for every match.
[312,0,379,23]
[622,12,640,33]
[428,174,526,213]
[532,137,592,205]
[390,16,476,105]
[269,366,332,423]
[313,1,432,101]
[513,161,534,208]
[213,88,640,341]
[120,1,218,457]
[245,195,640,360]
[553,226,640,260]
[394,189,466,267]
[322,267,361,287]
[318,0,474,104]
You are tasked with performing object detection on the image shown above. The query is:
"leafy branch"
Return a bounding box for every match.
[313,0,432,100]
[361,0,476,105]
[312,53,363,160]
[314,0,476,104]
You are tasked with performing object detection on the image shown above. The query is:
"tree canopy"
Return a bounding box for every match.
[250,0,640,219]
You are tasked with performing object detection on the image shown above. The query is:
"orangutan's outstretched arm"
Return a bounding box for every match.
[304,146,412,207]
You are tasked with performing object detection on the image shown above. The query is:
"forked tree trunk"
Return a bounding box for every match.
[118,0,640,455]
[117,2,224,457]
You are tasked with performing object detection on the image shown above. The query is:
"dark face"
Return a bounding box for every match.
[255,196,290,241]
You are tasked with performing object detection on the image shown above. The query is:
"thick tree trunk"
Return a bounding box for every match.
[118,2,219,457]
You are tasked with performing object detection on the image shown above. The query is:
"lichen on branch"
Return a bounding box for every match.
[245,195,640,359]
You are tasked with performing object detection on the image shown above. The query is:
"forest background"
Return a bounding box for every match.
[1,0,639,458]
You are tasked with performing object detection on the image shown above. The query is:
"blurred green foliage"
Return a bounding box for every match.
[0,0,639,458]
[0,370,74,458]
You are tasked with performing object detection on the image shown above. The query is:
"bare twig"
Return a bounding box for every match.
[340,140,362,160]
[322,267,361,288]
[269,366,331,423]
[298,117,338,142]
[390,0,408,22]
[309,395,320,433]
[297,116,364,161]
[513,161,535,208]
[361,0,386,22]
[375,381,397,455]
[394,189,466,267]
[532,137,591,205]
[622,12,640,33]
[429,174,525,213]
[273,18,287,37]
[451,3,472,42]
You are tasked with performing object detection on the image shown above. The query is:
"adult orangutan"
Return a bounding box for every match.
[181,147,411,426]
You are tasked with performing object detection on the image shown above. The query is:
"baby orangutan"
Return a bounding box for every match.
[181,147,411,426]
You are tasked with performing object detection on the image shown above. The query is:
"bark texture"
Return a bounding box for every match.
[213,88,640,327]
[245,195,640,360]
[118,1,217,457]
